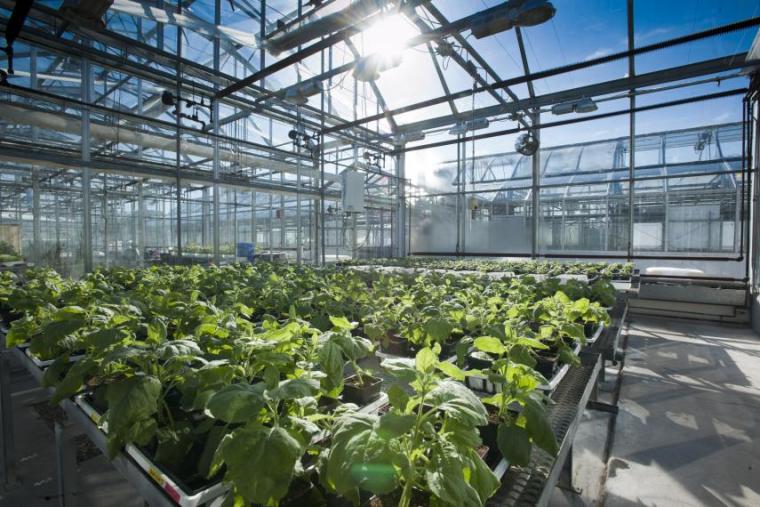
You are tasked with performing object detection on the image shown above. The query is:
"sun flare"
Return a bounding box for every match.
[358,13,418,60]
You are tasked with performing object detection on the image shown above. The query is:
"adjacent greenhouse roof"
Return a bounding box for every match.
[438,122,743,200]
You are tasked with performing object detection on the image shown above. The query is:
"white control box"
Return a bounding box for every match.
[340,170,365,213]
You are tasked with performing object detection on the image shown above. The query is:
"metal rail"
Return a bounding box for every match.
[489,352,602,506]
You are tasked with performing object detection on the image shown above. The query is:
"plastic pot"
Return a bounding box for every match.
[342,374,382,405]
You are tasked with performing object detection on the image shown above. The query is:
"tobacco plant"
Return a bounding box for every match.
[321,347,499,507]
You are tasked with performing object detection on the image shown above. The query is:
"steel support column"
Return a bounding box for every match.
[212,0,222,264]
[82,49,93,274]
[531,111,541,258]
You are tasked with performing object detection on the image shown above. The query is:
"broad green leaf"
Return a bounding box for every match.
[220,425,303,505]
[437,360,466,381]
[104,375,161,457]
[206,383,266,423]
[147,320,166,343]
[377,412,415,439]
[198,425,228,479]
[324,413,401,499]
[425,443,483,507]
[319,340,345,395]
[268,377,319,401]
[473,336,507,355]
[387,383,409,411]
[82,328,126,351]
[515,336,549,350]
[381,357,416,382]
[467,447,501,504]
[524,399,558,455]
[50,357,98,404]
[497,423,532,467]
[157,339,201,359]
[415,347,437,373]
[424,317,453,343]
[429,380,488,428]
[329,315,355,331]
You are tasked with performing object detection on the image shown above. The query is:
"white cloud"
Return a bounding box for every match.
[584,48,613,61]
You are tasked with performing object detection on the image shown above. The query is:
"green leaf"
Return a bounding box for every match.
[147,320,166,343]
[473,336,507,356]
[319,340,345,394]
[198,425,228,479]
[466,447,501,504]
[436,361,466,381]
[387,383,409,412]
[497,423,532,467]
[268,377,319,401]
[324,413,401,499]
[515,336,549,350]
[30,318,86,359]
[509,345,537,368]
[377,412,415,439]
[381,357,416,382]
[82,328,126,351]
[205,383,266,423]
[329,315,355,331]
[425,443,482,507]
[415,347,437,373]
[104,375,161,457]
[524,399,558,455]
[263,365,280,391]
[424,317,452,343]
[42,353,71,388]
[429,380,488,428]
[50,357,98,404]
[157,339,201,359]
[220,425,303,505]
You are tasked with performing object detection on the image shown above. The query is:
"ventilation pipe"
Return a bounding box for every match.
[265,0,389,56]
[0,103,338,182]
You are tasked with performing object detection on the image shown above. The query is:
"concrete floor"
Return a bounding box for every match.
[603,316,760,507]
[2,315,760,506]
[552,315,760,507]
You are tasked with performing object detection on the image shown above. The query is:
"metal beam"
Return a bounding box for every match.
[322,16,760,135]
[398,53,752,134]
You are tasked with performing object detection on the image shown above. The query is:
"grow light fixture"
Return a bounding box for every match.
[280,79,323,105]
[448,118,490,135]
[551,97,598,115]
[352,53,403,82]
[470,0,556,39]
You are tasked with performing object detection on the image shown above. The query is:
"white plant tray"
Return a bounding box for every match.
[465,343,582,395]
[74,395,228,507]
[585,321,605,345]
[23,345,85,368]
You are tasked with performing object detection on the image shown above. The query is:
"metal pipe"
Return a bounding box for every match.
[396,88,748,153]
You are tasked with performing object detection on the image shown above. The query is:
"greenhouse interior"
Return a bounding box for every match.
[1,0,759,506]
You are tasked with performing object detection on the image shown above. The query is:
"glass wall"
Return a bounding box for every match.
[409,96,747,267]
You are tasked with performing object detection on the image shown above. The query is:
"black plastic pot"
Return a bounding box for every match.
[438,338,458,358]
[466,351,493,371]
[379,333,411,356]
[584,322,600,339]
[342,374,382,405]
[535,352,559,379]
